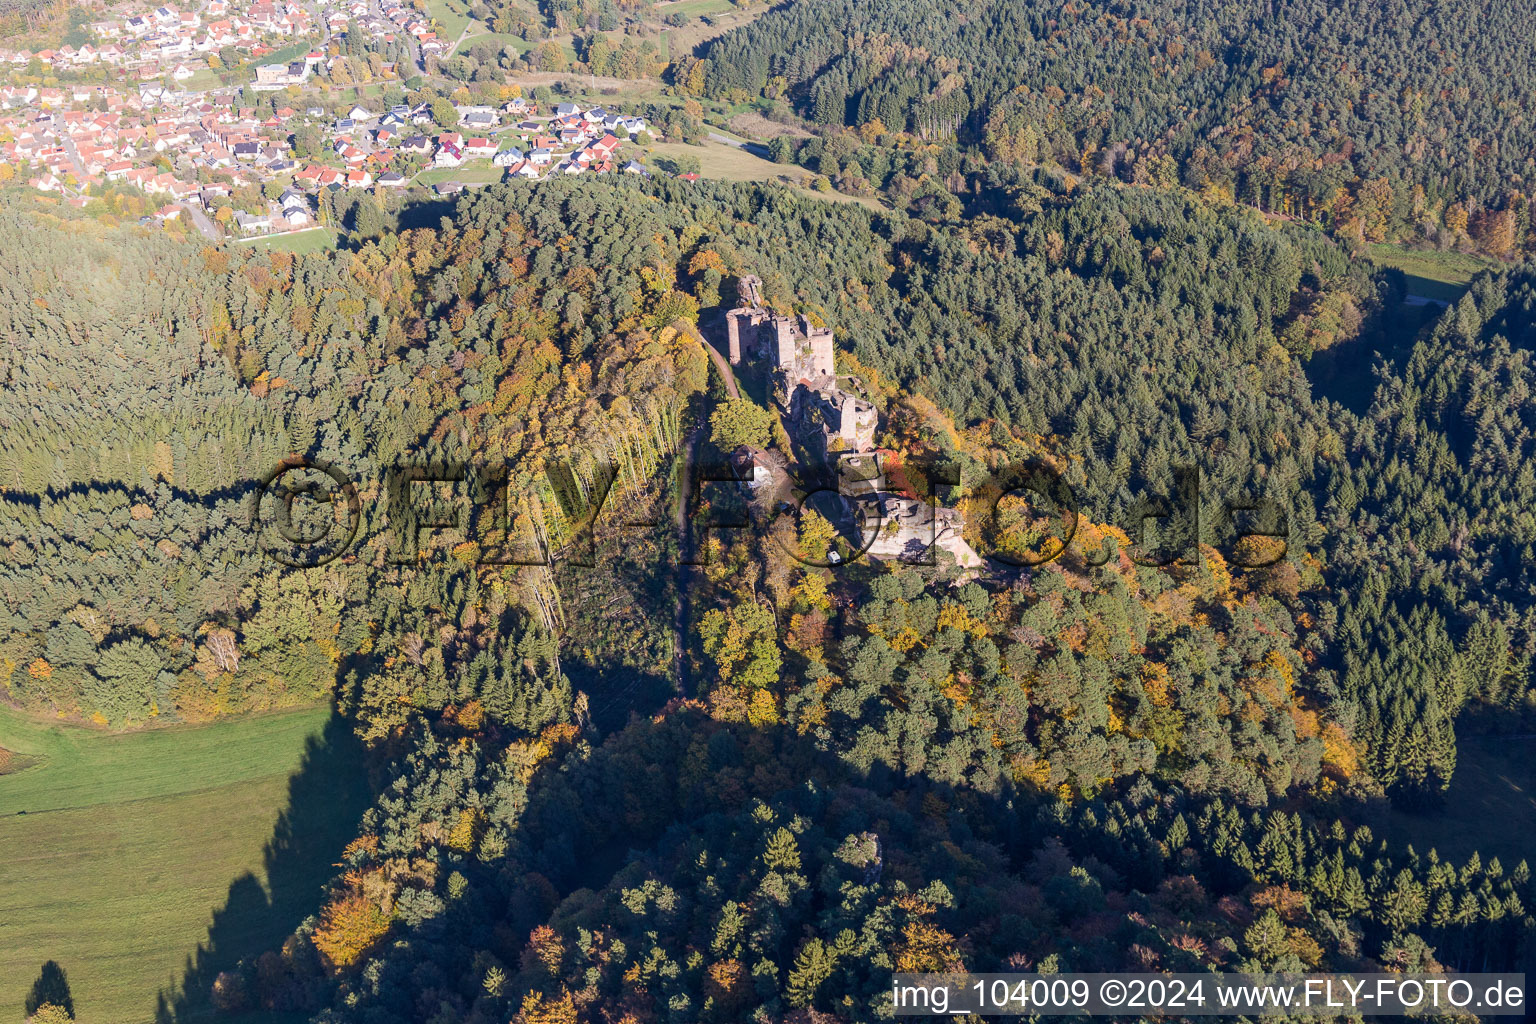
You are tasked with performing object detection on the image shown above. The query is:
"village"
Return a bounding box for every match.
[0,0,666,239]
[724,275,984,571]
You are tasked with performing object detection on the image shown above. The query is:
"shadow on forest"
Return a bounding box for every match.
[562,657,674,736]
[1306,270,1445,414]
[154,711,373,1024]
[492,704,1048,946]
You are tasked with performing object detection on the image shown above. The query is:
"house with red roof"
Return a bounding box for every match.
[588,132,620,161]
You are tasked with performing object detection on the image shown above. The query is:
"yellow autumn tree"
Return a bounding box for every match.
[447,807,483,852]
[514,988,578,1024]
[705,959,751,1016]
[893,918,966,972]
[686,248,727,276]
[1321,722,1361,779]
[746,687,780,727]
[891,897,966,972]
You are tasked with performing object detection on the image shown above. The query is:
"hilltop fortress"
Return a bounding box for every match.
[726,276,982,569]
[726,275,878,456]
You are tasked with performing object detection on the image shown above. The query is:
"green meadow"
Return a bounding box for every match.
[0,705,368,1024]
[1366,242,1498,303]
[239,227,339,254]
[425,0,473,41]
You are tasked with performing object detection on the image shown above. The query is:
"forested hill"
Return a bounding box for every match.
[701,0,1536,231]
[4,178,1535,794]
[4,175,1536,1020]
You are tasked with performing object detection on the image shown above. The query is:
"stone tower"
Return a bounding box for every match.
[806,319,834,379]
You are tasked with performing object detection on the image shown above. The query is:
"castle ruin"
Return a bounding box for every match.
[725,275,876,454]
[724,274,982,570]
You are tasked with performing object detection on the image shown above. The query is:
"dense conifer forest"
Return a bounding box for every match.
[2,161,1535,1022]
[693,0,1536,257]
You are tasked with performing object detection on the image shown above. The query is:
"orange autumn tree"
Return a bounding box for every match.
[311,890,392,970]
[704,958,752,1016]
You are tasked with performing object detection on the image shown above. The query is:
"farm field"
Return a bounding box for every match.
[0,705,368,1024]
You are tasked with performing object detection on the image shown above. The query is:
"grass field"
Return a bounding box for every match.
[426,0,473,42]
[655,0,764,59]
[1367,243,1498,303]
[644,140,783,181]
[413,163,505,186]
[0,705,368,1024]
[644,141,886,210]
[179,68,227,92]
[453,30,538,56]
[238,227,338,254]
[655,0,735,16]
[1381,735,1536,867]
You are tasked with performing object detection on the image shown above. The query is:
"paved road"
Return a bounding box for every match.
[181,202,221,240]
[55,120,88,181]
[447,21,475,58]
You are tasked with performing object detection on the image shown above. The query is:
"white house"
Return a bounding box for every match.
[234,209,272,232]
[456,104,497,128]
